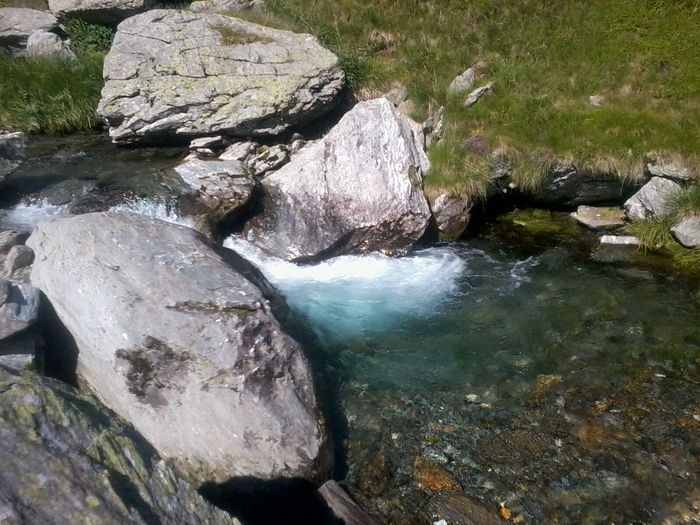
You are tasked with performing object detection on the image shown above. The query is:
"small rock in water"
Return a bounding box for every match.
[571,205,625,230]
[600,235,641,246]
[414,458,462,492]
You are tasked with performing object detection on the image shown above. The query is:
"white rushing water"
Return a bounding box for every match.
[109,199,197,229]
[225,237,467,338]
[0,200,70,232]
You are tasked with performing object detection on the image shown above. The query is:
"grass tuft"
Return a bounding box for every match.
[0,22,113,134]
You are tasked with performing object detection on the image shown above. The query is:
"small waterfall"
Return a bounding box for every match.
[109,199,196,229]
[224,237,467,339]
[0,200,70,232]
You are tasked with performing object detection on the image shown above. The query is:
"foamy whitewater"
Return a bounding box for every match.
[225,237,468,339]
[109,199,196,229]
[0,200,70,232]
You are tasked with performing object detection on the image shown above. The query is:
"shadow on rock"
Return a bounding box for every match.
[38,291,79,386]
[200,477,340,525]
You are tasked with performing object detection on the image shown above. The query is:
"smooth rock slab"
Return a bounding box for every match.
[27,212,331,487]
[245,98,431,261]
[98,10,344,144]
[0,8,61,55]
[571,206,625,230]
[0,368,239,525]
[624,176,683,221]
[671,217,700,248]
[48,0,155,25]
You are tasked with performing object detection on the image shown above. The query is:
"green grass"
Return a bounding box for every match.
[0,21,113,134]
[248,0,700,197]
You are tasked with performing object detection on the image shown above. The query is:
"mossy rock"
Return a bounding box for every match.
[0,367,238,525]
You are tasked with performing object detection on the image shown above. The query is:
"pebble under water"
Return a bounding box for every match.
[228,235,700,524]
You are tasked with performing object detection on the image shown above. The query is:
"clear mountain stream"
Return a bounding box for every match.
[6,136,700,524]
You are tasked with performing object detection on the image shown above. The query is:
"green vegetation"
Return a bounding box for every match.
[248,0,700,197]
[212,25,273,45]
[0,21,113,134]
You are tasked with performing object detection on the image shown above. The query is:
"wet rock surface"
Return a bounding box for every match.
[174,155,255,227]
[27,212,331,487]
[528,165,640,208]
[0,367,239,525]
[245,98,431,261]
[570,205,625,230]
[0,131,27,182]
[98,10,344,143]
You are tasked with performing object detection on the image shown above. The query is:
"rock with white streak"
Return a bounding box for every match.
[624,176,683,221]
[27,212,332,487]
[98,10,344,144]
[244,98,431,261]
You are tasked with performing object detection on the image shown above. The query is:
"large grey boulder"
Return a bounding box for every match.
[48,0,154,25]
[98,10,344,144]
[27,212,331,487]
[0,368,239,525]
[0,131,27,182]
[528,164,639,208]
[671,217,700,248]
[245,98,431,261]
[624,176,683,221]
[0,8,61,55]
[189,0,264,14]
[175,155,255,226]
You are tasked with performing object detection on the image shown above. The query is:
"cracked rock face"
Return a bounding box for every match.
[244,98,431,262]
[27,212,331,487]
[98,10,344,144]
[0,368,239,525]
